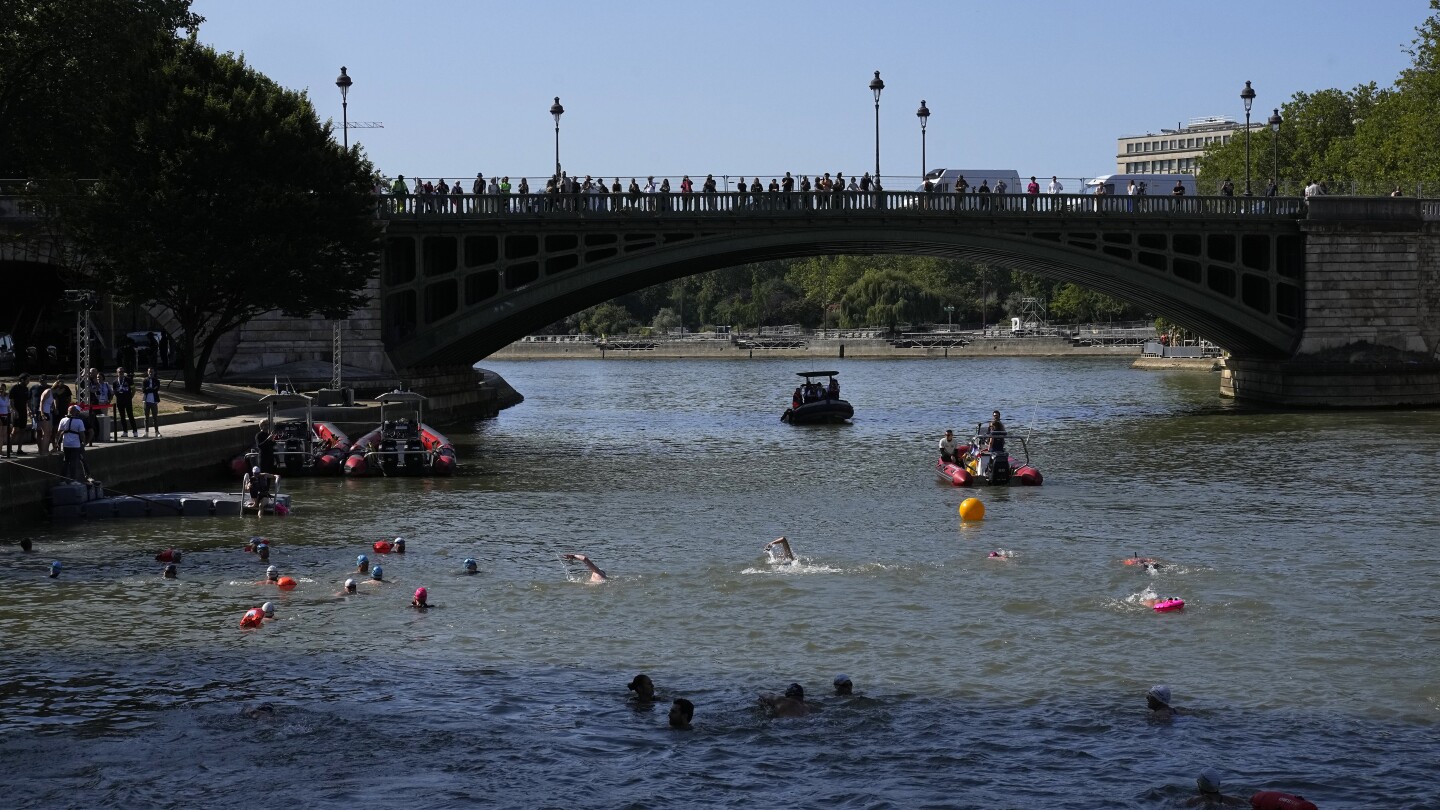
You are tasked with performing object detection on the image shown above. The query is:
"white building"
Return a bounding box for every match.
[1116,116,1261,175]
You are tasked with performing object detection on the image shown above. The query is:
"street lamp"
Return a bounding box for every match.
[550,96,565,180]
[1268,107,1282,192]
[335,66,352,150]
[916,99,931,180]
[1240,80,1255,196]
[944,304,954,331]
[869,71,884,185]
[332,66,353,393]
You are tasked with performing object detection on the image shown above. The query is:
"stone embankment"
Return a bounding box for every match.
[0,368,522,520]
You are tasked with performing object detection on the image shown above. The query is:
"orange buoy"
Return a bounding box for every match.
[276,576,297,590]
[1250,791,1318,810]
[373,540,393,554]
[958,498,985,521]
[240,608,264,628]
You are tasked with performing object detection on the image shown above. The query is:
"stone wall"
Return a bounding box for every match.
[212,277,391,379]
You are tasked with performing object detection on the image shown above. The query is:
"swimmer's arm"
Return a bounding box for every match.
[564,553,605,576]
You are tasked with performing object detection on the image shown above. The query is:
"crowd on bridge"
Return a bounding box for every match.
[375,171,1307,217]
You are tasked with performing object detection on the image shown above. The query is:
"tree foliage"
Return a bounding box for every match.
[0,0,202,176]
[1198,1,1440,194]
[60,38,381,390]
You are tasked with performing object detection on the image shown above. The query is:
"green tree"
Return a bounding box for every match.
[580,302,634,336]
[60,38,380,391]
[838,268,936,330]
[0,0,202,176]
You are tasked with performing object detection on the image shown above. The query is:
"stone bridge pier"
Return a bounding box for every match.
[1222,197,1440,407]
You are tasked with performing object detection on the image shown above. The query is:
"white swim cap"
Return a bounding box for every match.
[1196,768,1222,794]
[344,577,357,590]
[266,565,278,576]
[252,466,260,475]
[261,601,275,617]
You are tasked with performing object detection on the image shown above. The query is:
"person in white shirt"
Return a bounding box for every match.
[1047,176,1064,194]
[938,428,961,463]
[56,405,89,482]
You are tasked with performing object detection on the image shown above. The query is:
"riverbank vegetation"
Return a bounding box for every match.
[1198,1,1440,195]
[555,257,1145,336]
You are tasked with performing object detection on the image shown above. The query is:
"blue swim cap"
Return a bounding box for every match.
[357,554,368,564]
[50,560,61,572]
[371,564,383,580]
[463,558,477,571]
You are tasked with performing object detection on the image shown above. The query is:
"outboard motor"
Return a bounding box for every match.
[991,454,1013,485]
[283,438,304,473]
[380,437,399,474]
[404,438,424,471]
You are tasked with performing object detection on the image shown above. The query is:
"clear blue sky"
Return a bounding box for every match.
[192,0,1428,184]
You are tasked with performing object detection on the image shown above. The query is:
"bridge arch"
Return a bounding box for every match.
[381,210,1303,368]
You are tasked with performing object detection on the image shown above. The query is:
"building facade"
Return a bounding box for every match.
[1116,117,1259,175]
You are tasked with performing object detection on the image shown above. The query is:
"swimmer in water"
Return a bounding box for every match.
[1146,684,1184,719]
[256,542,269,562]
[627,674,656,703]
[1123,552,1163,570]
[411,587,429,609]
[244,702,275,720]
[562,553,607,583]
[833,675,853,696]
[668,698,694,729]
[21,539,34,552]
[1182,767,1247,807]
[336,578,358,596]
[49,560,61,578]
[256,565,280,585]
[763,536,796,563]
[360,564,385,586]
[261,601,276,619]
[162,563,177,579]
[392,537,406,553]
[355,554,369,574]
[463,558,478,575]
[759,682,811,718]
[987,549,1015,559]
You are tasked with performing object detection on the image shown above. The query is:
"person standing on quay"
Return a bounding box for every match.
[114,367,137,438]
[56,405,89,482]
[142,367,162,437]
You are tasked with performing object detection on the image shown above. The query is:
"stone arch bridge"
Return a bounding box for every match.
[379,191,1440,406]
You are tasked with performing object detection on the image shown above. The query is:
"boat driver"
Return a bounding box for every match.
[938,429,961,463]
[985,412,1006,453]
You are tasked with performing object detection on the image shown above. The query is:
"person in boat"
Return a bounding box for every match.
[763,536,796,563]
[938,429,961,463]
[826,377,839,400]
[791,386,803,412]
[759,683,812,717]
[255,422,276,473]
[985,411,1007,453]
[562,553,608,583]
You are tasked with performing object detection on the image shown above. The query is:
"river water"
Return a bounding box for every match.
[1,357,1436,809]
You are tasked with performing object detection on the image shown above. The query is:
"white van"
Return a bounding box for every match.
[1085,174,1196,196]
[920,168,1022,193]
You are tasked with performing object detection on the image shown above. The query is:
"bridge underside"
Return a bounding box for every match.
[379,214,1304,368]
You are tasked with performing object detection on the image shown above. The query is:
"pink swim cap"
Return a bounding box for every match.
[413,587,427,603]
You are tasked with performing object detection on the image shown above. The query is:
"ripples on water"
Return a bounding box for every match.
[1,357,1437,808]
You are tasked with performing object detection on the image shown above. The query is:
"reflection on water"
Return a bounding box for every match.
[1,357,1437,808]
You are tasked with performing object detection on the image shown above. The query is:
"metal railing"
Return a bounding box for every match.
[375,191,1307,219]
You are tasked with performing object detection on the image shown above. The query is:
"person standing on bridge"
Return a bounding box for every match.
[750,178,763,211]
[471,174,484,213]
[680,175,693,211]
[833,172,846,209]
[977,179,991,210]
[142,367,161,437]
[799,174,812,209]
[390,174,408,213]
[628,178,642,210]
[702,174,717,210]
[1048,176,1064,195]
[1219,178,1234,197]
[643,176,658,211]
[782,172,795,208]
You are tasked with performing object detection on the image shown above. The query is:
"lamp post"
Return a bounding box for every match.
[916,99,930,180]
[1240,80,1255,196]
[869,71,884,185]
[550,96,565,180]
[332,67,353,393]
[1268,107,1282,192]
[944,304,954,331]
[335,66,352,150]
